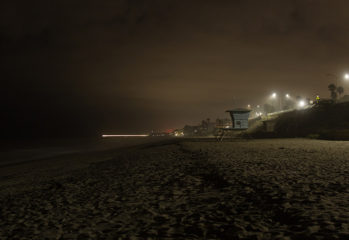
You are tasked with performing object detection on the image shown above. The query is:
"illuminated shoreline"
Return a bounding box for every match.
[102,134,149,138]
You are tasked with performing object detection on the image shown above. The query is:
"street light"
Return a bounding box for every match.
[298,100,305,108]
[270,92,282,111]
[344,73,349,80]
[327,73,349,84]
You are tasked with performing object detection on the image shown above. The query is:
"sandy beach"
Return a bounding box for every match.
[0,138,348,239]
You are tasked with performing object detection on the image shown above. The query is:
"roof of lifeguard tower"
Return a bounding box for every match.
[226,108,251,113]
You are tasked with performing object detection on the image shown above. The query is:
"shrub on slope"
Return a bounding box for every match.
[274,101,349,139]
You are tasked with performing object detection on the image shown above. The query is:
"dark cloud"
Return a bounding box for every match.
[2,0,349,138]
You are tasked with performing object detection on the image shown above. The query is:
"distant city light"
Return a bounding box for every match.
[345,73,349,80]
[271,92,277,98]
[285,93,290,98]
[174,131,184,137]
[247,104,251,108]
[102,134,149,138]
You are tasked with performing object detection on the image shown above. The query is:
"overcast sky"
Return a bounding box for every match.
[2,0,349,137]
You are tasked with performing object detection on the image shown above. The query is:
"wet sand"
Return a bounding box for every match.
[0,138,348,239]
[0,137,164,193]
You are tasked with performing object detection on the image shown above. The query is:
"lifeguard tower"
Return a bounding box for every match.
[218,108,251,140]
[226,108,251,129]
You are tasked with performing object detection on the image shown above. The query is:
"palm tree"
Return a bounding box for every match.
[328,84,337,101]
[328,83,336,92]
[337,86,344,98]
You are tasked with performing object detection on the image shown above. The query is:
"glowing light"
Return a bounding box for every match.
[271,92,277,98]
[285,94,290,98]
[102,134,148,138]
[298,100,305,107]
[247,104,251,108]
[345,73,349,80]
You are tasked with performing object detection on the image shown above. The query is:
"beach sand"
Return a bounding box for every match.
[0,138,348,239]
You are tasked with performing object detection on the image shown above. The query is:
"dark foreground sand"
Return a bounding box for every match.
[0,138,348,239]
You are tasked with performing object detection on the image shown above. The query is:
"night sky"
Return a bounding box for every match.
[2,0,349,138]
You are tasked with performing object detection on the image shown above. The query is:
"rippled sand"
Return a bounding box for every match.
[0,138,348,239]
